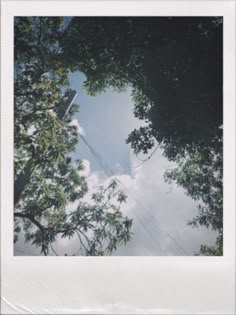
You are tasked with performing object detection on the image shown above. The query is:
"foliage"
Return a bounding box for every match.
[14,17,132,256]
[164,139,223,255]
[61,17,223,255]
[61,17,222,158]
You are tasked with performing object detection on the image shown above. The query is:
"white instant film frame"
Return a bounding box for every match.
[1,1,235,314]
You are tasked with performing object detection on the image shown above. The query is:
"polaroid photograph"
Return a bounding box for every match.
[13,15,223,258]
[1,1,235,314]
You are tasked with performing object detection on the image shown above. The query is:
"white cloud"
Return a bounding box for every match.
[69,119,86,135]
[15,147,217,257]
[114,163,125,175]
[112,150,217,256]
[58,149,217,256]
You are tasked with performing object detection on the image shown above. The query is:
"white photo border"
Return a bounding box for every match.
[1,1,235,314]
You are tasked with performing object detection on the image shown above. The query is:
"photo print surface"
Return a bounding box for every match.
[14,17,223,256]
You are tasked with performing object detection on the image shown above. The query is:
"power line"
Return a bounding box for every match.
[119,161,189,255]
[80,135,169,252]
[123,183,189,256]
[115,169,188,255]
[80,134,181,254]
[80,136,162,253]
[80,134,190,255]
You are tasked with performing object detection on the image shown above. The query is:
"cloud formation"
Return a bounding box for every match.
[14,147,217,256]
[69,119,86,135]
[56,148,217,256]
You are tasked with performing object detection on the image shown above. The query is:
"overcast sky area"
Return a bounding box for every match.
[15,72,217,256]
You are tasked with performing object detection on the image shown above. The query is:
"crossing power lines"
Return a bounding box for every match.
[79,134,190,256]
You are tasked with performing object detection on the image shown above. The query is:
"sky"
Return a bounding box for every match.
[14,71,217,256]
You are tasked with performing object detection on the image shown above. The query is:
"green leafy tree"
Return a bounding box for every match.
[164,139,223,255]
[14,17,132,256]
[60,17,223,254]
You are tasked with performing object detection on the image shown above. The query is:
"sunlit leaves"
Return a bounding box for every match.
[14,17,133,256]
[59,180,133,256]
[164,145,223,255]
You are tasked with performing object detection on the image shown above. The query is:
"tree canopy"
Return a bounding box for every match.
[14,17,132,256]
[61,17,222,159]
[60,17,223,255]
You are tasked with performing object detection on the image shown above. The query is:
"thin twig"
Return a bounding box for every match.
[50,242,59,256]
[75,230,87,253]
[132,145,159,168]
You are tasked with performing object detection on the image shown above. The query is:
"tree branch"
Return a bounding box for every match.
[14,211,48,255]
[14,158,34,206]
[50,242,59,256]
[76,228,90,245]
[75,230,87,253]
[14,211,44,232]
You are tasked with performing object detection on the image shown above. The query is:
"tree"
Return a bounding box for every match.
[164,138,223,255]
[61,17,222,158]
[60,17,223,254]
[14,17,132,256]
